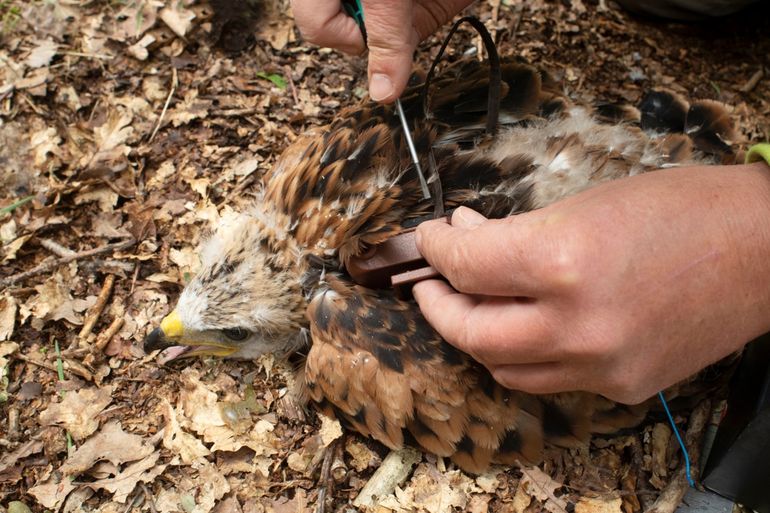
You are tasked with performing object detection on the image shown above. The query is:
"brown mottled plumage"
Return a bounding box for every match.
[144,58,738,473]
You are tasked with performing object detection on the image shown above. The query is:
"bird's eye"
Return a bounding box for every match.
[222,328,250,341]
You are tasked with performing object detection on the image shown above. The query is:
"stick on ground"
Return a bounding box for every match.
[645,399,711,513]
[78,274,116,341]
[0,239,136,289]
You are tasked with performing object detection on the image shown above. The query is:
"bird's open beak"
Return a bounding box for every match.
[144,310,238,363]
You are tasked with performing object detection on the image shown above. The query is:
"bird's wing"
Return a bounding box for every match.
[262,61,738,264]
[303,275,648,473]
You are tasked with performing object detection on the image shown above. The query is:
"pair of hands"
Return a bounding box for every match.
[292,0,770,404]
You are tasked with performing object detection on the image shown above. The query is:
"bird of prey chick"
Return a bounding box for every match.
[145,57,737,473]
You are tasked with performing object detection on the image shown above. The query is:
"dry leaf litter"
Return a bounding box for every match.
[0,0,768,512]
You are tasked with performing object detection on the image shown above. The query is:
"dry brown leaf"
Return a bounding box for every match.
[154,463,230,513]
[475,472,499,493]
[318,412,342,447]
[169,246,200,277]
[346,439,381,472]
[30,126,62,167]
[510,481,533,513]
[94,110,134,154]
[574,497,623,513]
[178,368,279,455]
[0,341,19,384]
[74,188,119,212]
[380,464,480,513]
[26,39,58,68]
[127,34,156,61]
[39,386,114,441]
[113,1,160,41]
[27,475,77,510]
[0,295,17,341]
[467,494,492,513]
[265,490,308,513]
[212,496,242,513]
[168,90,211,127]
[142,76,168,103]
[0,219,17,243]
[0,439,43,483]
[159,5,196,38]
[60,487,95,513]
[55,85,82,112]
[651,423,671,483]
[2,235,32,262]
[59,420,155,476]
[29,269,85,325]
[15,68,50,93]
[79,109,134,175]
[519,466,568,513]
[87,451,167,503]
[91,212,131,239]
[161,398,210,465]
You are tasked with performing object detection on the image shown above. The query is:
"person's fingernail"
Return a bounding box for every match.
[412,281,425,303]
[453,207,486,228]
[369,73,394,102]
[414,228,422,250]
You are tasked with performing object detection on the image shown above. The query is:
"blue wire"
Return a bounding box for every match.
[658,391,695,487]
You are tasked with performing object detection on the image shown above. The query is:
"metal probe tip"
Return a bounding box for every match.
[395,99,431,200]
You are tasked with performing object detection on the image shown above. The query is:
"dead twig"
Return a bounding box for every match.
[12,353,59,373]
[740,67,765,94]
[94,317,125,353]
[315,439,337,513]
[644,399,711,513]
[211,107,259,117]
[284,65,300,105]
[129,261,141,295]
[149,67,178,143]
[140,483,158,513]
[40,238,76,257]
[60,358,94,382]
[0,239,136,290]
[353,447,422,508]
[78,274,116,341]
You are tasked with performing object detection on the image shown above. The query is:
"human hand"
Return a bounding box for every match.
[413,163,770,404]
[291,0,474,102]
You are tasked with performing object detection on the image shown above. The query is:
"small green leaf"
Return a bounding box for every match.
[8,501,33,513]
[256,71,287,90]
[180,494,196,513]
[0,195,34,216]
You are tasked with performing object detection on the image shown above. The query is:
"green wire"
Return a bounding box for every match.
[343,0,365,28]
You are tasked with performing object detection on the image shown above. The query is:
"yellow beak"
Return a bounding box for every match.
[144,310,238,359]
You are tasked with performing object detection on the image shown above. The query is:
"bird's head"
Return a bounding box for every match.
[143,211,309,363]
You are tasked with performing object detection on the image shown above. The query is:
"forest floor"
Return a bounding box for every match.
[0,1,769,512]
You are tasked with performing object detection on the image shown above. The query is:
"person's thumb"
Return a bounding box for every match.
[361,0,418,102]
[450,206,486,229]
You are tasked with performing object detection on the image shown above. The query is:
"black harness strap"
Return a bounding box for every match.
[420,16,502,218]
[420,16,503,137]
